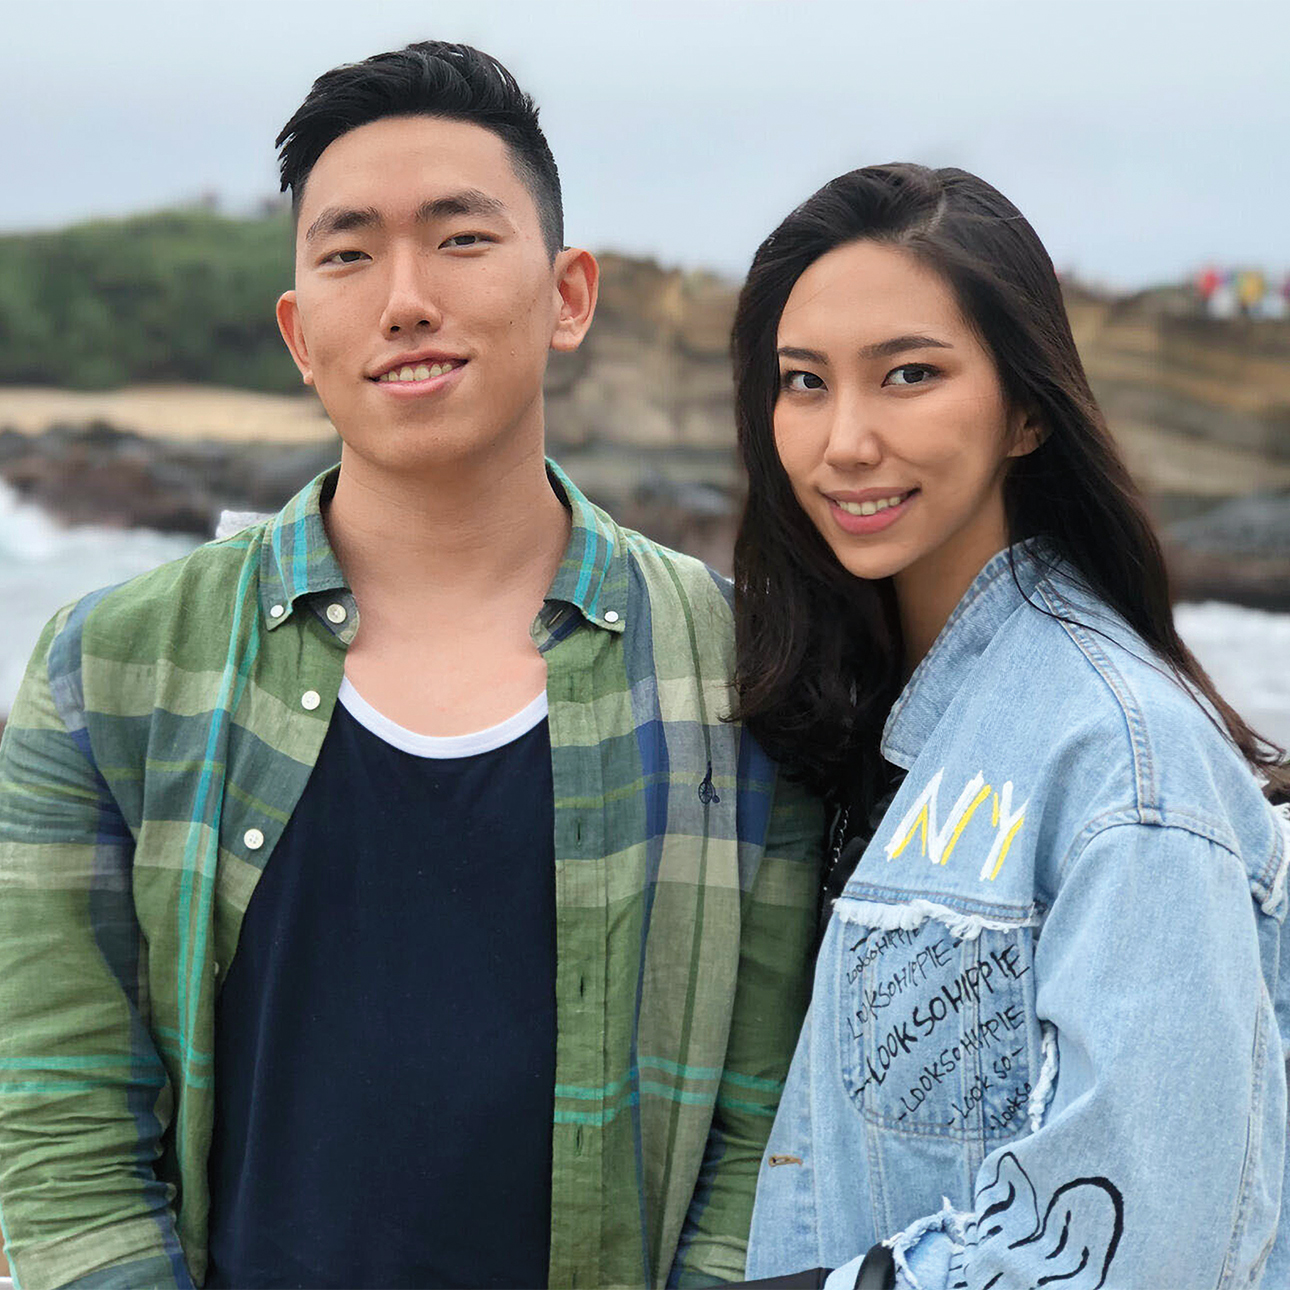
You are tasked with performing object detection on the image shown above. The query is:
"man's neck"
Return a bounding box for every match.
[323,438,571,613]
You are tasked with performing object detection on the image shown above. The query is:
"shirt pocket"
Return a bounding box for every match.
[833,899,1041,1143]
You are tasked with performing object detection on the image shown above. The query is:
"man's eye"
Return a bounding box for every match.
[782,370,826,392]
[885,363,939,387]
[322,250,367,265]
[442,233,491,249]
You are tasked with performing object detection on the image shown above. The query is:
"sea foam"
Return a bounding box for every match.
[1,485,1288,753]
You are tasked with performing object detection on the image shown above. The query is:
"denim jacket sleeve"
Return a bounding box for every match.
[0,616,195,1290]
[844,821,1286,1290]
[669,768,825,1288]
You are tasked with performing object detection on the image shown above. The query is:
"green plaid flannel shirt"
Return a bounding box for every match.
[0,462,823,1290]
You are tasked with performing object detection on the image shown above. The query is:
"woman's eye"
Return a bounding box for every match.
[782,370,826,392]
[322,249,367,265]
[885,363,938,387]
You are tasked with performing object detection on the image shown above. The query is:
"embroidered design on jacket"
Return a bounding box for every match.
[883,769,1028,881]
[949,1151,1124,1290]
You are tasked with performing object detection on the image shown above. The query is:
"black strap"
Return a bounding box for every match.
[854,1241,896,1289]
[723,1269,831,1288]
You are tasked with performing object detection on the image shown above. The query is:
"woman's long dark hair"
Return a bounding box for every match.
[730,163,1289,807]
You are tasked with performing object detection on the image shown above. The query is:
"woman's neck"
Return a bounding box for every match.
[893,521,1012,676]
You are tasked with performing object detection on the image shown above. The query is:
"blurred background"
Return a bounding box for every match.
[2,0,1289,759]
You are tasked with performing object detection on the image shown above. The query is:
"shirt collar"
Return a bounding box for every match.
[258,466,350,632]
[881,538,1059,769]
[541,459,628,634]
[258,460,627,637]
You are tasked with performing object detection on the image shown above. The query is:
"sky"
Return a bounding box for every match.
[5,0,1287,288]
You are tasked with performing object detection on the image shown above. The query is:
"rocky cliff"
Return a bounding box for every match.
[1,253,1287,600]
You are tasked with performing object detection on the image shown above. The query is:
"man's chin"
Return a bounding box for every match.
[334,421,529,479]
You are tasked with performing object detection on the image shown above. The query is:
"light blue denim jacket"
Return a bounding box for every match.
[747,542,1290,1289]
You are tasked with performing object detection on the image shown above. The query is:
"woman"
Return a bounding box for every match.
[730,165,1290,1289]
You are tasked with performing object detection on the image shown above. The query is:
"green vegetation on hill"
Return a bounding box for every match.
[0,208,298,391]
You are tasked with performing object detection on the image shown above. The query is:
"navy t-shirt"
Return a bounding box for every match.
[206,680,556,1289]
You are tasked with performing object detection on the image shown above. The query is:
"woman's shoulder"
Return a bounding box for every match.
[973,567,1282,879]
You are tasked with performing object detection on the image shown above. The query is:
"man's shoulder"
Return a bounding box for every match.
[615,523,735,623]
[52,519,268,668]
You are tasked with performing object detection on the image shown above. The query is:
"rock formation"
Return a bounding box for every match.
[0,255,1287,600]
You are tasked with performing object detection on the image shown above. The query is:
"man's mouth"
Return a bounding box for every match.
[373,359,466,384]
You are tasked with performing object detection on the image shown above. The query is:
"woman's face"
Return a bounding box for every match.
[773,239,1038,594]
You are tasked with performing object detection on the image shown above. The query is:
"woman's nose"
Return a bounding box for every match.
[822,400,885,470]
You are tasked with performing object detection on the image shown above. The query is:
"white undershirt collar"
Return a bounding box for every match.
[337,678,548,759]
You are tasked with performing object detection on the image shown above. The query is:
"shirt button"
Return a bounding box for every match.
[269,604,285,619]
[301,690,321,711]
[326,602,347,625]
[604,610,620,624]
[243,827,264,850]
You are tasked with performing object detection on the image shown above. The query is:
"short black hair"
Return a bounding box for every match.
[276,41,563,258]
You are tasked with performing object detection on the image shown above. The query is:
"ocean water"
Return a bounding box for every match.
[1,481,1288,752]
[1,481,197,713]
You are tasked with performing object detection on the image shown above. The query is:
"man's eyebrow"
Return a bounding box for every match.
[304,191,512,246]
[304,205,382,244]
[415,189,511,224]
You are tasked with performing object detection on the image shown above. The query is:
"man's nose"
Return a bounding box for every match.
[379,247,444,336]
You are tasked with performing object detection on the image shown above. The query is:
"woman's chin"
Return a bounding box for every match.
[825,539,916,584]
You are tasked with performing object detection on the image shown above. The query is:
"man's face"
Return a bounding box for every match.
[277,115,582,474]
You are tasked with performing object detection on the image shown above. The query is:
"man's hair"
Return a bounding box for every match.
[276,41,563,258]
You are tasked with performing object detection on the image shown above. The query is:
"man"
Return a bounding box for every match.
[0,42,822,1290]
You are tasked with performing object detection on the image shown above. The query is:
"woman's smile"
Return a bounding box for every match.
[825,488,920,535]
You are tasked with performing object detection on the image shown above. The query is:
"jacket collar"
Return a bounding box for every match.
[257,459,627,637]
[881,539,1059,769]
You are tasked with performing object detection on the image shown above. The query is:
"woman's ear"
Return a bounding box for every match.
[1007,407,1047,459]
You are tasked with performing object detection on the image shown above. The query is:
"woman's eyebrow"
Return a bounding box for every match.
[777,336,954,365]
[857,334,953,359]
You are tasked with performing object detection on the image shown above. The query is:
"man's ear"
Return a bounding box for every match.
[550,249,599,353]
[276,291,314,386]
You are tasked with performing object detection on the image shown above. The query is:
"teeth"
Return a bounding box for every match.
[836,494,908,516]
[378,360,458,383]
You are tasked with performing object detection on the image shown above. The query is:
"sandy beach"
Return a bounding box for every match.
[0,385,336,444]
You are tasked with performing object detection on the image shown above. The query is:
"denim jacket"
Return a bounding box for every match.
[747,542,1290,1289]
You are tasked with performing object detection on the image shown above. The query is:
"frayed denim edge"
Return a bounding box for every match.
[1027,1022,1059,1133]
[883,1197,973,1290]
[832,896,1041,941]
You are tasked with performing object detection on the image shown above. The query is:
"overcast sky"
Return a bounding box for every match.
[5,0,1286,288]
